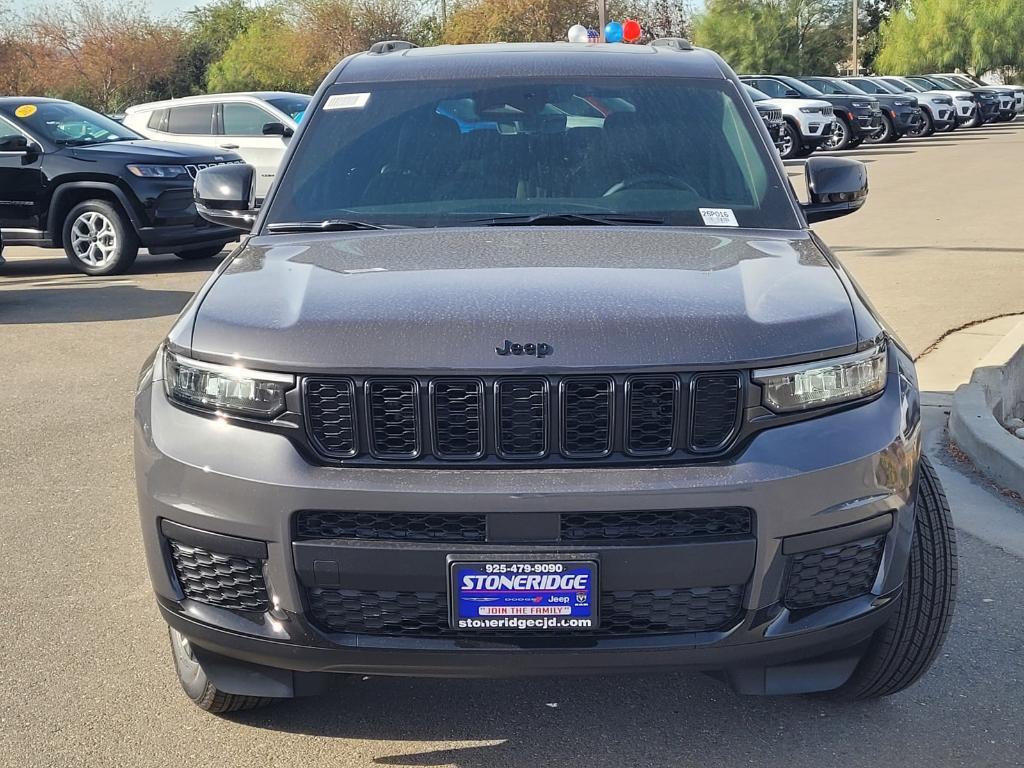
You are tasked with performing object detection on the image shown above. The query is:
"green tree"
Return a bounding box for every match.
[206,14,314,92]
[875,0,1024,75]
[692,0,848,75]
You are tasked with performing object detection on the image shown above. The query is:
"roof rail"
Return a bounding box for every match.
[650,37,694,51]
[368,40,418,54]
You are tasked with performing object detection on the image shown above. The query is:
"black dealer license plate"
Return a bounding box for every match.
[449,557,598,632]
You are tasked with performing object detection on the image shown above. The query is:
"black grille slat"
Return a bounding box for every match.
[561,508,752,542]
[431,379,484,458]
[784,536,884,610]
[307,586,744,637]
[367,379,420,458]
[168,540,269,612]
[496,378,548,458]
[690,373,741,451]
[305,378,357,457]
[561,377,613,458]
[626,375,677,455]
[296,511,486,542]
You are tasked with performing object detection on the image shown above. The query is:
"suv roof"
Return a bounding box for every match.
[332,42,728,83]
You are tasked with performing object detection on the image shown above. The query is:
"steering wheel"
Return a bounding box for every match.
[603,173,699,198]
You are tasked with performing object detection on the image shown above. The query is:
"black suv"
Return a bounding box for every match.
[137,40,957,714]
[802,76,922,144]
[741,75,881,150]
[0,98,241,275]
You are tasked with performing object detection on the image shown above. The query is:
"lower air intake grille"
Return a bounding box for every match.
[306,585,744,637]
[168,540,269,612]
[784,536,884,610]
[296,511,486,542]
[690,373,741,451]
[561,507,752,542]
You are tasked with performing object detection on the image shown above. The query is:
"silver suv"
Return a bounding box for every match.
[135,40,957,714]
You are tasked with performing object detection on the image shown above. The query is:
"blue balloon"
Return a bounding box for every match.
[604,21,623,43]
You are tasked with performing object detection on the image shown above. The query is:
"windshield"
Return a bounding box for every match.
[265,78,799,231]
[929,76,962,89]
[944,75,975,88]
[267,95,311,123]
[744,85,770,102]
[806,78,866,96]
[771,76,825,98]
[6,101,141,146]
[884,78,921,93]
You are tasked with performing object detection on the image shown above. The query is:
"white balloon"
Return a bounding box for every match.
[567,24,589,43]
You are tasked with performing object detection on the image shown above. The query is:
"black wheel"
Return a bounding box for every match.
[827,456,957,700]
[910,110,933,137]
[866,114,894,144]
[822,117,853,151]
[174,245,226,260]
[794,144,816,158]
[62,199,139,276]
[966,111,984,129]
[777,121,802,160]
[168,627,277,714]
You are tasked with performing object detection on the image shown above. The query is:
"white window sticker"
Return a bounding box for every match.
[699,208,739,227]
[323,93,371,111]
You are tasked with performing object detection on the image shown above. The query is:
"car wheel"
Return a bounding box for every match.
[168,627,277,714]
[822,118,852,151]
[777,122,802,160]
[966,111,984,129]
[866,114,894,144]
[174,245,227,260]
[826,456,957,700]
[62,200,139,276]
[910,110,933,137]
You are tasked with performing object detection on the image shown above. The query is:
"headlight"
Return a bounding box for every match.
[127,164,188,179]
[851,101,872,108]
[935,97,953,105]
[163,350,293,418]
[753,342,887,413]
[798,106,818,113]
[895,99,913,107]
[955,96,973,102]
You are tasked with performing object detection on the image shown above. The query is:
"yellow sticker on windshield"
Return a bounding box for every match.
[14,104,37,118]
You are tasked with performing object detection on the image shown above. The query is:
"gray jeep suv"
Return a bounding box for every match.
[134,40,957,714]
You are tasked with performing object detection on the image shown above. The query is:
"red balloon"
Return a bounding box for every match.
[622,19,642,42]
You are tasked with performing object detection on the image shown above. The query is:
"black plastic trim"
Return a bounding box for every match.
[782,512,894,555]
[160,519,268,559]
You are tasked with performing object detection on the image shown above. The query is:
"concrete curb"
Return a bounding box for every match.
[949,346,1024,499]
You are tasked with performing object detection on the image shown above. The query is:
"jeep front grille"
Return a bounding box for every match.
[303,372,744,466]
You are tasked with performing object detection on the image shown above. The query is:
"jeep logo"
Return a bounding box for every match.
[496,340,552,358]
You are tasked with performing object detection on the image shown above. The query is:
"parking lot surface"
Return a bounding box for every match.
[2,123,1024,767]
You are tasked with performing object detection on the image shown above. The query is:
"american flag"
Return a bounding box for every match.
[587,27,599,43]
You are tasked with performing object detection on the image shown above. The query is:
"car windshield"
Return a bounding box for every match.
[267,95,311,123]
[265,78,799,231]
[7,101,141,146]
[744,85,770,102]
[809,78,866,96]
[944,75,975,88]
[769,76,825,98]
[929,76,962,89]
[885,78,921,93]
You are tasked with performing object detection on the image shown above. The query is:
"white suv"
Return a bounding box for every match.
[124,92,310,198]
[741,81,835,159]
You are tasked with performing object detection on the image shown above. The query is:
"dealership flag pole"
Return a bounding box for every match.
[852,0,859,75]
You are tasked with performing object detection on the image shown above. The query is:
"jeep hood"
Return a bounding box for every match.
[68,139,237,164]
[188,228,860,371]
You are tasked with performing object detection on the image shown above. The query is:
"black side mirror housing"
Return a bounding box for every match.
[801,156,868,223]
[785,89,801,97]
[262,121,294,138]
[194,163,259,231]
[0,135,37,153]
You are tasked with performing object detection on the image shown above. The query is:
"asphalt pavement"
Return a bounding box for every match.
[2,121,1024,768]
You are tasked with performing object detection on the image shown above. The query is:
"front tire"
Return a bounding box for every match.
[828,456,957,700]
[62,200,139,276]
[910,110,934,137]
[866,114,894,144]
[777,121,803,160]
[169,627,276,714]
[823,118,853,151]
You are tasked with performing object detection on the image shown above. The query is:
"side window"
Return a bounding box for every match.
[147,109,168,131]
[0,116,23,145]
[222,102,276,136]
[758,80,786,98]
[166,104,216,135]
[811,81,836,95]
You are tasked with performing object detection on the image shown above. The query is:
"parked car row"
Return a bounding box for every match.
[739,72,1022,159]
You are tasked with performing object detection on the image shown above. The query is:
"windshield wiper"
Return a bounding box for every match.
[267,219,407,233]
[468,213,665,227]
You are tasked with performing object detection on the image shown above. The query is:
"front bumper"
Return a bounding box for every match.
[892,107,923,134]
[135,358,920,693]
[129,180,239,253]
[850,111,882,139]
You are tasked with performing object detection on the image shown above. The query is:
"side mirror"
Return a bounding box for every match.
[194,163,259,230]
[262,121,294,138]
[801,156,868,223]
[0,135,37,154]
[784,89,801,98]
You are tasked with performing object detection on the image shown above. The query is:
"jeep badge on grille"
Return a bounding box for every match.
[495,340,553,358]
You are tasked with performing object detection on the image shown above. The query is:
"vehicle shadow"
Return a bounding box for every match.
[0,283,196,324]
[0,249,225,279]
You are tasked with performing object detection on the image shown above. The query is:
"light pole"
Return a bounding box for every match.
[598,0,606,42]
[852,0,859,75]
